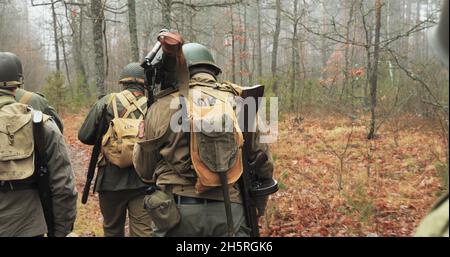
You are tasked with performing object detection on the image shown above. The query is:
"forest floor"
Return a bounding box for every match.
[63,110,448,237]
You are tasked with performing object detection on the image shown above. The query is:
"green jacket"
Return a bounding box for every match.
[0,89,77,237]
[15,88,64,134]
[78,86,149,192]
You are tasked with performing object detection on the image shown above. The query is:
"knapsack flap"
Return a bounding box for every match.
[0,103,35,180]
[184,86,244,194]
[101,91,147,168]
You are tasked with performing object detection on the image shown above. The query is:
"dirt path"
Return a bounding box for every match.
[63,112,104,236]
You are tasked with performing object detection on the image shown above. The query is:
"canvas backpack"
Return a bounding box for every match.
[101,90,147,168]
[177,82,244,194]
[0,103,35,181]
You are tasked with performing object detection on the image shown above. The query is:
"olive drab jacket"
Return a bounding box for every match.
[15,88,64,134]
[0,89,77,237]
[133,73,274,212]
[78,86,150,192]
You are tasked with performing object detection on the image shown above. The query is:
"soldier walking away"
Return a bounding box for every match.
[0,52,64,134]
[415,0,449,237]
[0,54,77,237]
[78,63,153,237]
[133,33,276,237]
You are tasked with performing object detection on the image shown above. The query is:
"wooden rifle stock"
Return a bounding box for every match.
[81,107,108,204]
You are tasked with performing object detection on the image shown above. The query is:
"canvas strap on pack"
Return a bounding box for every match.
[32,110,55,237]
[112,91,147,119]
[19,91,33,105]
[220,172,235,237]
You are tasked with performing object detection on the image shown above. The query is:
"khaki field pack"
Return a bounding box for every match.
[0,103,35,181]
[102,90,147,168]
[179,82,244,194]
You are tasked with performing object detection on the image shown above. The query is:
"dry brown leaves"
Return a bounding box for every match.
[63,112,447,237]
[261,114,446,237]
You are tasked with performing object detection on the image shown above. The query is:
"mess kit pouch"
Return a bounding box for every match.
[144,190,180,231]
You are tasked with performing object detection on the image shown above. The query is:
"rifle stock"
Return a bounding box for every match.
[238,85,265,237]
[238,85,279,237]
[81,106,108,204]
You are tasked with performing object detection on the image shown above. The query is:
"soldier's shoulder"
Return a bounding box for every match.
[16,88,47,101]
[35,92,46,98]
[94,93,116,106]
[27,90,47,100]
[154,88,179,106]
[218,81,243,96]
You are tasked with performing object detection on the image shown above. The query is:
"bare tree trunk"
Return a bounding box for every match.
[71,5,89,96]
[230,5,236,83]
[368,0,383,140]
[291,0,299,109]
[341,0,356,102]
[161,0,172,28]
[256,0,263,79]
[404,0,412,64]
[415,0,422,60]
[238,4,244,86]
[243,5,252,85]
[320,2,328,68]
[272,0,281,93]
[128,0,139,62]
[141,0,155,59]
[91,0,106,97]
[51,1,60,71]
[188,0,195,42]
[59,23,71,84]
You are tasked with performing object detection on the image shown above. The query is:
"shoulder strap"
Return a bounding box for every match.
[135,97,148,118]
[123,90,147,116]
[196,86,233,105]
[111,95,120,119]
[105,94,118,119]
[19,91,34,105]
[121,90,137,104]
[117,91,147,119]
[115,92,136,119]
